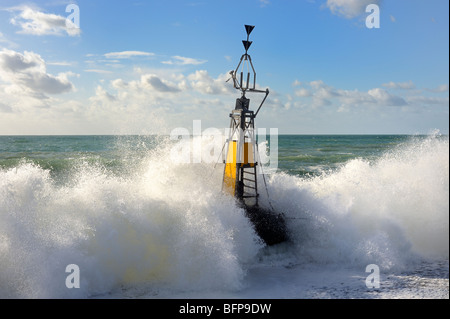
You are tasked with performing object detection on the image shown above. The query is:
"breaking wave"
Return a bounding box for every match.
[0,133,448,298]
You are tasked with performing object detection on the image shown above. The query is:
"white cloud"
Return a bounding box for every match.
[47,61,73,66]
[82,72,196,134]
[325,0,379,19]
[316,86,340,99]
[294,80,409,110]
[295,88,311,97]
[406,96,449,106]
[188,70,233,95]
[382,80,416,90]
[104,51,155,59]
[302,80,340,106]
[426,84,449,93]
[0,81,55,113]
[0,49,76,113]
[0,101,13,113]
[335,88,374,106]
[142,74,181,93]
[8,5,80,36]
[1,67,447,134]
[0,49,75,96]
[162,55,207,65]
[90,85,116,103]
[84,69,113,74]
[107,70,232,97]
[77,69,238,133]
[295,79,449,114]
[367,88,407,106]
[309,80,327,90]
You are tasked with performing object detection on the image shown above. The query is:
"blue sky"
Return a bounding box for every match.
[0,0,448,134]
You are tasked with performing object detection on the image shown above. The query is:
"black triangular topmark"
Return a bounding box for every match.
[245,25,255,36]
[242,40,252,52]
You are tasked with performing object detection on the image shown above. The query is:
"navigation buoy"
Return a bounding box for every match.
[222,25,288,246]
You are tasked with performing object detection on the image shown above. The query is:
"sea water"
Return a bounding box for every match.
[0,133,448,298]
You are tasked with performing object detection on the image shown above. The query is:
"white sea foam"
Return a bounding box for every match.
[0,134,448,298]
[0,140,262,298]
[265,134,449,269]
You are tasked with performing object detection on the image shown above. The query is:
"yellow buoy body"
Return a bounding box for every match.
[223,140,237,196]
[223,140,255,197]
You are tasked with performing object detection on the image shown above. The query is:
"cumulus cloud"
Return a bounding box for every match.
[0,49,75,100]
[86,73,444,134]
[309,80,327,90]
[299,80,340,107]
[294,80,408,110]
[406,96,449,106]
[80,68,241,132]
[295,88,312,97]
[426,84,449,93]
[106,70,233,97]
[83,70,229,134]
[142,74,181,93]
[8,5,80,36]
[90,85,116,103]
[382,80,416,90]
[325,0,379,19]
[188,70,233,95]
[367,88,407,106]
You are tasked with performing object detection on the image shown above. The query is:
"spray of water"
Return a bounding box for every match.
[0,134,448,297]
[266,134,449,269]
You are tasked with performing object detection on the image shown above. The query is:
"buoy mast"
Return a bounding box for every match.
[222,25,287,246]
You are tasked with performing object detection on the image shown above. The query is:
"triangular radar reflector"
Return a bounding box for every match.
[245,25,255,36]
[242,40,252,52]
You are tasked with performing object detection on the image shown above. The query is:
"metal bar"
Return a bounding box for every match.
[248,56,256,90]
[254,89,269,118]
[248,88,267,93]
[233,55,244,90]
